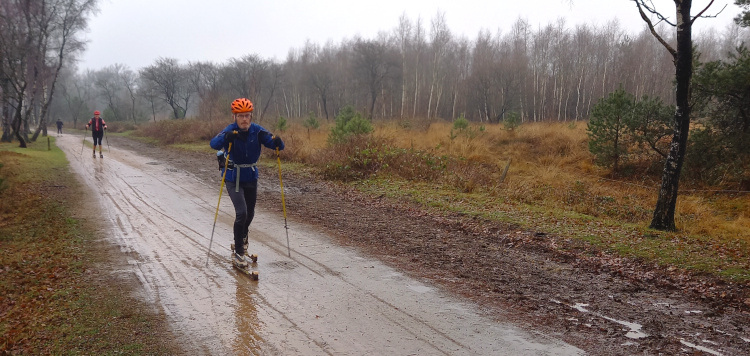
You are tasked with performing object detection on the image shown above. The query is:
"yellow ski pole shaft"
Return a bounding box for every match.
[276,146,290,257]
[206,142,232,266]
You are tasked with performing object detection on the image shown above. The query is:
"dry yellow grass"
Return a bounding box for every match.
[136,117,749,248]
[277,118,749,245]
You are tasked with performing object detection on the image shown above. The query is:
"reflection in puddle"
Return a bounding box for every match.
[233,282,263,354]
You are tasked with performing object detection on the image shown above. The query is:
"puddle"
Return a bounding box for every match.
[680,339,723,356]
[407,284,433,294]
[558,301,647,339]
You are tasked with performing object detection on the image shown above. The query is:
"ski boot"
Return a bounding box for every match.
[231,250,259,280]
[92,151,96,158]
[100,153,103,158]
[233,252,247,268]
[231,243,258,263]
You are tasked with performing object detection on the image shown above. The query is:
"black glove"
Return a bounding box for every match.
[225,130,238,141]
[272,135,283,148]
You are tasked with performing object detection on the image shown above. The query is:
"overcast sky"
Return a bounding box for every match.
[78,0,742,71]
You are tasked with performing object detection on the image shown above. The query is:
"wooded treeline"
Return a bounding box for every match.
[35,15,750,129]
[3,7,750,135]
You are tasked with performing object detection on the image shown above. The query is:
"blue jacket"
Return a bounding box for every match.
[209,122,284,182]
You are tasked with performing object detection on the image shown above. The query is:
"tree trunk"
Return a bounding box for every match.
[412,58,419,118]
[650,1,694,231]
[12,105,27,148]
[1,81,11,142]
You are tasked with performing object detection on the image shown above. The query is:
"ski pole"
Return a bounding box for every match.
[275,144,290,257]
[206,142,232,266]
[104,128,110,152]
[80,126,87,155]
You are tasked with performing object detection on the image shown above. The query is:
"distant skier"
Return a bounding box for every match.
[56,119,63,136]
[209,98,284,268]
[86,110,107,158]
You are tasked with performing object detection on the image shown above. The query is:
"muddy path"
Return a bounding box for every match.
[57,134,587,355]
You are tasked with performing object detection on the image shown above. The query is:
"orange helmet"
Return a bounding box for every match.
[231,98,254,113]
[93,110,101,115]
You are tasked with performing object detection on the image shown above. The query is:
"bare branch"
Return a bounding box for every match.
[691,1,727,24]
[633,0,677,58]
[635,0,677,26]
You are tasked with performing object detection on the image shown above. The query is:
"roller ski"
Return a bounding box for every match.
[231,245,258,280]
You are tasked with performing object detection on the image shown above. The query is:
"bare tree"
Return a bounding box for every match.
[394,13,412,118]
[258,61,282,121]
[412,18,426,117]
[137,77,162,122]
[1,0,42,147]
[60,73,91,128]
[119,66,138,123]
[426,12,452,120]
[140,57,193,119]
[30,0,97,141]
[93,64,125,121]
[352,39,398,119]
[307,42,337,121]
[0,0,96,145]
[187,61,222,122]
[468,30,498,122]
[632,0,720,231]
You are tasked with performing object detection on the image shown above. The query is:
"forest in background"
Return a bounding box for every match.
[11,12,750,132]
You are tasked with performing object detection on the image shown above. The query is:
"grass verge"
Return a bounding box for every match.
[0,138,179,355]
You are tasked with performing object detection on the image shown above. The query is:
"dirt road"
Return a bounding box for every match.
[58,134,585,355]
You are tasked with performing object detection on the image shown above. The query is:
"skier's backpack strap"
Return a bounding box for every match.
[233,163,257,192]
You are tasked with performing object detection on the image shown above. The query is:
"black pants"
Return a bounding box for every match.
[92,131,103,146]
[226,180,258,255]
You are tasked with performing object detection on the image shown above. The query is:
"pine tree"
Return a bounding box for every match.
[587,88,635,173]
[735,0,750,27]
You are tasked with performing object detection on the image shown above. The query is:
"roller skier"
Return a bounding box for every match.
[209,98,284,274]
[86,110,107,158]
